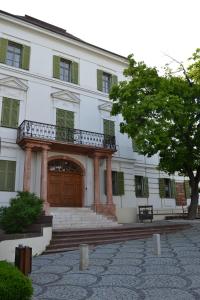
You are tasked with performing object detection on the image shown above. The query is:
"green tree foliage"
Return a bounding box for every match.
[0,261,33,300]
[188,48,200,83]
[0,191,43,233]
[110,52,200,219]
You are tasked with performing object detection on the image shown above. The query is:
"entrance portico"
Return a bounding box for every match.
[17,120,116,217]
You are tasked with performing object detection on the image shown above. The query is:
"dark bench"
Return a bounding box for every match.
[138,205,153,222]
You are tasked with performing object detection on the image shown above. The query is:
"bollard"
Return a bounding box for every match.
[15,245,32,275]
[79,244,89,270]
[153,233,161,256]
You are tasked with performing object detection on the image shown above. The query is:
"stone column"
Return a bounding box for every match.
[40,145,50,214]
[106,154,113,205]
[93,154,100,207]
[23,145,32,192]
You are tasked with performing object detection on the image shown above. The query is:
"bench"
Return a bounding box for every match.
[138,205,153,222]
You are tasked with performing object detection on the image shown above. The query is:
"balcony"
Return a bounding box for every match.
[17,120,116,153]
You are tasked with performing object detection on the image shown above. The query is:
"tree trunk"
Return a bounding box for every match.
[188,180,199,219]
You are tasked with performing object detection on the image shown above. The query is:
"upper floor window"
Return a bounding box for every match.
[1,97,20,129]
[102,72,111,93]
[0,38,30,70]
[60,59,71,82]
[103,119,115,136]
[97,69,118,93]
[159,178,175,198]
[53,55,78,84]
[135,176,149,197]
[6,42,22,68]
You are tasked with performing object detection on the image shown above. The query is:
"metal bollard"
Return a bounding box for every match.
[79,244,89,270]
[15,245,32,275]
[153,233,161,256]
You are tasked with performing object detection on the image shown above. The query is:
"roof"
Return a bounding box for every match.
[0,10,127,61]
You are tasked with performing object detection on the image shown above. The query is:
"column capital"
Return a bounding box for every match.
[41,145,51,151]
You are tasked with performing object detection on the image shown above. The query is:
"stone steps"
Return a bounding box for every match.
[49,207,120,230]
[43,223,190,254]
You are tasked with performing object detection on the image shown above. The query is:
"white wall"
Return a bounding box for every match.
[0,13,185,213]
[0,227,52,262]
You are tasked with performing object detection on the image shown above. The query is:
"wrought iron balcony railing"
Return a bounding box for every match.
[17,120,116,151]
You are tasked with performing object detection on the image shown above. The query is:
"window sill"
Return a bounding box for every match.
[1,125,17,129]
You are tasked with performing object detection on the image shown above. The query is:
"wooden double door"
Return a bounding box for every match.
[48,171,82,207]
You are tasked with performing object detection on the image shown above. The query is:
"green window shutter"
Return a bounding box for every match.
[56,109,74,142]
[184,180,190,198]
[65,111,74,128]
[103,119,110,135]
[71,62,79,84]
[0,160,16,191]
[53,55,60,79]
[170,179,176,198]
[56,109,74,128]
[118,171,124,195]
[159,178,165,198]
[135,176,140,197]
[0,160,6,190]
[97,69,103,91]
[0,38,8,64]
[10,100,20,128]
[6,161,16,191]
[109,121,115,136]
[104,170,107,195]
[1,98,19,128]
[1,97,10,127]
[143,177,149,197]
[111,74,118,87]
[21,45,30,70]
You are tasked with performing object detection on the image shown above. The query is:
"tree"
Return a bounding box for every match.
[110,51,200,219]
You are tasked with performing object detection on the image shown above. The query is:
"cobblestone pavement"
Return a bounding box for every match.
[31,222,200,300]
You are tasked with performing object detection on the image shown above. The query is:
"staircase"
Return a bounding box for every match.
[50,207,120,230]
[44,223,190,254]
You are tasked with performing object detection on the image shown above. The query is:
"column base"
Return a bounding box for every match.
[93,203,116,219]
[43,201,50,216]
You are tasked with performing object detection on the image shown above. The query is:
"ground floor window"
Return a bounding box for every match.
[105,171,124,196]
[135,176,149,197]
[0,160,16,191]
[159,178,175,198]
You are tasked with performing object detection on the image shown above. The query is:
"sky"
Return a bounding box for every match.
[1,0,199,70]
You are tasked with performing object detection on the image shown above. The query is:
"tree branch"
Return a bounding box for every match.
[162,52,193,87]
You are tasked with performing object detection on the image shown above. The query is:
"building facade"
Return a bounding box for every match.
[0,11,189,223]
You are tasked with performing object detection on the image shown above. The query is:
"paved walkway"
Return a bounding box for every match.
[31,222,200,299]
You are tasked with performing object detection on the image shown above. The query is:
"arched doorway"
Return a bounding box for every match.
[47,158,84,207]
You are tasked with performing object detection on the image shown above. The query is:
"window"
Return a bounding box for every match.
[60,58,71,82]
[103,119,115,147]
[103,119,115,136]
[6,42,22,68]
[102,72,111,93]
[135,176,149,197]
[53,55,78,84]
[1,97,20,128]
[159,178,175,198]
[56,108,74,142]
[97,69,118,93]
[0,160,16,191]
[105,171,124,196]
[0,38,30,70]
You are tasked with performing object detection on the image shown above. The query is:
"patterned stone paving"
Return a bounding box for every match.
[31,222,200,299]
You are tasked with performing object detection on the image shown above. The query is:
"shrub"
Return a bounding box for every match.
[0,261,33,300]
[0,191,43,233]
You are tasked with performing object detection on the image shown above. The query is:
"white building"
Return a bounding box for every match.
[0,10,189,225]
